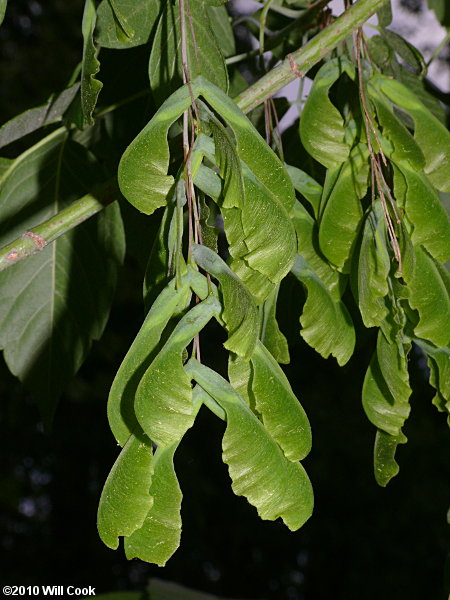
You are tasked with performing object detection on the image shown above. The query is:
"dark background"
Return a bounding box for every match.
[0,1,449,599]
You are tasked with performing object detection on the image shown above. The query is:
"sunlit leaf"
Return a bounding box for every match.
[362,333,411,437]
[369,92,425,170]
[415,339,450,424]
[135,295,221,446]
[108,277,190,447]
[404,246,450,347]
[299,58,353,169]
[374,428,407,487]
[0,131,125,426]
[285,164,322,218]
[291,200,342,300]
[291,255,355,366]
[118,84,192,214]
[97,430,154,549]
[81,0,103,127]
[228,353,251,407]
[191,243,258,359]
[186,359,314,531]
[393,162,450,263]
[250,341,311,461]
[374,74,450,192]
[318,143,369,272]
[259,285,290,364]
[96,0,160,48]
[124,442,181,566]
[355,200,390,328]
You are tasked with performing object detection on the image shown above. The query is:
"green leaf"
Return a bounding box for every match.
[299,58,353,169]
[186,359,314,531]
[0,158,12,178]
[404,246,450,347]
[380,29,426,75]
[259,285,290,364]
[318,143,369,272]
[227,353,251,407]
[0,84,80,149]
[374,74,450,192]
[377,2,392,27]
[81,0,103,127]
[376,330,411,406]
[148,0,228,105]
[362,334,411,436]
[355,201,390,328]
[124,441,181,566]
[191,243,258,359]
[0,0,6,25]
[0,131,125,426]
[250,341,311,461]
[118,84,192,214]
[97,430,154,549]
[200,102,296,303]
[393,162,450,263]
[291,200,342,300]
[373,428,407,487]
[415,339,450,423]
[285,164,322,219]
[143,185,186,311]
[135,295,221,446]
[96,0,160,48]
[291,255,355,366]
[207,5,235,58]
[108,277,191,447]
[369,92,425,170]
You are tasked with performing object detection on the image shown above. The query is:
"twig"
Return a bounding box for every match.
[0,0,387,273]
[0,179,118,272]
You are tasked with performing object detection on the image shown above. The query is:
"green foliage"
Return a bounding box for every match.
[0,0,448,584]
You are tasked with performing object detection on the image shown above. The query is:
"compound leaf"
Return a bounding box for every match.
[186,359,314,531]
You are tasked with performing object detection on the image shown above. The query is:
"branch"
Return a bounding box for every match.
[0,179,118,272]
[0,0,387,272]
[235,0,389,112]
